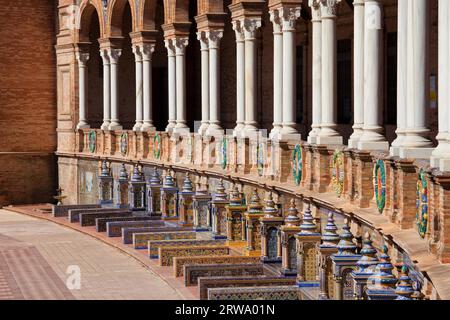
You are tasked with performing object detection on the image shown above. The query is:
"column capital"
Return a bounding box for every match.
[269,9,283,34]
[353,0,365,6]
[76,52,89,65]
[207,30,223,49]
[174,37,189,55]
[320,0,341,19]
[107,48,122,64]
[232,19,245,42]
[164,39,176,56]
[280,6,301,31]
[141,43,155,61]
[309,0,322,21]
[99,48,110,64]
[132,45,143,62]
[197,31,209,50]
[243,18,262,40]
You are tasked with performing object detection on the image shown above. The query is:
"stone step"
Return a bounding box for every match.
[207,285,299,300]
[95,216,160,232]
[68,208,129,223]
[198,276,297,300]
[53,204,101,218]
[184,263,265,287]
[123,227,191,245]
[159,246,230,267]
[79,211,132,227]
[106,220,165,237]
[148,239,226,259]
[173,255,261,278]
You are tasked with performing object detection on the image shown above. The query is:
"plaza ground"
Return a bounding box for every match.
[0,208,193,300]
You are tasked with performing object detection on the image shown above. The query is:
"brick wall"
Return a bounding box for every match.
[0,0,57,206]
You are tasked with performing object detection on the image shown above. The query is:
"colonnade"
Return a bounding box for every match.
[75,0,450,171]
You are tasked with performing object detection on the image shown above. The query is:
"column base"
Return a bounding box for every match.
[390,146,401,157]
[141,123,156,132]
[269,126,282,140]
[307,129,320,144]
[109,123,123,131]
[233,123,245,137]
[430,156,441,169]
[198,123,209,135]
[165,122,176,132]
[316,135,343,146]
[348,127,363,149]
[205,124,224,137]
[172,126,190,134]
[76,123,90,130]
[440,158,450,172]
[357,140,389,152]
[101,122,111,131]
[133,122,143,131]
[278,132,301,143]
[399,147,434,159]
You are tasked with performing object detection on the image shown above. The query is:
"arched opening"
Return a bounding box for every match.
[141,0,169,131]
[117,2,136,129]
[84,5,103,127]
[185,0,201,130]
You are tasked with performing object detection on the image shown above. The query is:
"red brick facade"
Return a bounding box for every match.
[0,0,57,206]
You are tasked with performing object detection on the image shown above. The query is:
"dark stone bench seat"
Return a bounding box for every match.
[198,275,297,300]
[68,208,129,223]
[106,220,165,237]
[79,211,132,227]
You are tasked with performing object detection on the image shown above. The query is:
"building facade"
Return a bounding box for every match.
[2,0,450,299]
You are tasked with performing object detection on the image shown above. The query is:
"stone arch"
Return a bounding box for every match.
[163,0,190,23]
[108,0,137,37]
[140,0,159,30]
[197,0,224,15]
[77,0,104,42]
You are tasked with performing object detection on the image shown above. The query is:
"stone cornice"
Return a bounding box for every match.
[228,0,266,21]
[129,30,159,45]
[194,13,227,32]
[161,22,192,39]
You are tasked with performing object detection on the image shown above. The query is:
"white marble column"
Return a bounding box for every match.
[438,0,450,170]
[206,30,224,136]
[132,45,143,131]
[400,0,433,158]
[269,9,283,139]
[317,0,342,145]
[165,39,176,132]
[108,48,122,130]
[390,0,408,156]
[357,0,388,151]
[141,43,156,132]
[76,52,90,129]
[232,20,246,137]
[307,0,322,144]
[348,0,364,148]
[197,31,210,135]
[100,49,111,130]
[280,7,301,140]
[174,37,190,133]
[243,18,261,137]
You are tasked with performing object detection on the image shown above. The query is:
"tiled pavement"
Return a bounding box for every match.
[0,209,184,300]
